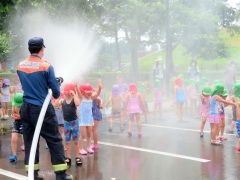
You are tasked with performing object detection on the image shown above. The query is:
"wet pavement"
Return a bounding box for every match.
[0,114,240,180]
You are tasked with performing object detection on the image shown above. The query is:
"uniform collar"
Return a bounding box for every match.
[30,54,42,59]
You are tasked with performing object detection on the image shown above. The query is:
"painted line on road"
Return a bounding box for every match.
[106,121,235,136]
[0,168,27,180]
[141,123,235,136]
[98,141,210,163]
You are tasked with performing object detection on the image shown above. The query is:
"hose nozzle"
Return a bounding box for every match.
[56,77,64,85]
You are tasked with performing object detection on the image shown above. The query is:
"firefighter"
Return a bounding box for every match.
[17,37,73,180]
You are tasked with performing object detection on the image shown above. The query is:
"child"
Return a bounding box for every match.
[11,74,23,94]
[0,77,3,119]
[228,106,237,134]
[119,83,129,125]
[174,78,186,121]
[200,86,211,137]
[218,89,228,141]
[52,94,65,145]
[188,79,198,116]
[209,84,235,145]
[232,83,240,151]
[78,82,102,155]
[126,83,145,137]
[154,80,162,117]
[1,78,10,119]
[9,93,24,162]
[92,96,103,150]
[62,83,81,167]
[107,84,123,132]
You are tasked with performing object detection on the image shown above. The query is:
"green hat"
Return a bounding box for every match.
[12,93,23,107]
[202,86,212,96]
[138,83,145,93]
[222,88,228,97]
[214,80,220,85]
[212,83,224,96]
[201,77,207,82]
[154,80,161,88]
[234,83,240,98]
[189,79,196,85]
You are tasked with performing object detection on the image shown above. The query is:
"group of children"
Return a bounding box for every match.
[50,81,103,167]
[9,80,104,167]
[7,75,150,167]
[173,76,240,150]
[54,81,148,167]
[8,74,240,168]
[107,83,147,137]
[199,82,240,150]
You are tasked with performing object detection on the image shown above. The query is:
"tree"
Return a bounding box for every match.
[114,0,163,80]
[0,33,12,62]
[161,0,239,79]
[99,0,124,70]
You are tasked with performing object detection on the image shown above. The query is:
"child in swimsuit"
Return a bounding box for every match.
[174,78,186,121]
[106,84,123,132]
[200,86,211,137]
[78,81,102,155]
[61,83,81,167]
[2,79,10,119]
[209,84,235,145]
[154,80,162,117]
[52,93,65,146]
[92,96,103,150]
[9,93,24,162]
[187,79,198,116]
[126,83,145,137]
[218,89,228,141]
[232,83,240,151]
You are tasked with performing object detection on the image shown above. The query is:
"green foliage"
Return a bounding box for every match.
[0,33,12,61]
[139,29,240,73]
[0,0,240,73]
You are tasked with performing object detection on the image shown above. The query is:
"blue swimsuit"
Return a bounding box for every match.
[79,99,94,126]
[176,88,186,103]
[92,99,102,121]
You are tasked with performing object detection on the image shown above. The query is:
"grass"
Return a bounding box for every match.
[139,30,240,73]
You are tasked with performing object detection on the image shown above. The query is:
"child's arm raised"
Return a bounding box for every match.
[76,84,83,101]
[70,90,80,107]
[92,80,102,99]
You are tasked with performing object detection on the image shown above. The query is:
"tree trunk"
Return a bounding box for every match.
[114,25,121,70]
[125,30,139,81]
[130,40,139,81]
[165,0,174,92]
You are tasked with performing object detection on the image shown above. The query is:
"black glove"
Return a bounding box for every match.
[56,77,64,86]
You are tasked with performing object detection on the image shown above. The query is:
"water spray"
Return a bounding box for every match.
[28,77,63,180]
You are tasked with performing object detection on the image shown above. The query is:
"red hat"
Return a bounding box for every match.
[85,84,93,93]
[175,78,183,87]
[63,83,76,95]
[79,84,93,94]
[129,83,137,93]
[79,84,86,94]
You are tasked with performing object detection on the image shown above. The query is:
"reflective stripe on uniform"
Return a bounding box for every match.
[52,163,68,172]
[25,164,40,171]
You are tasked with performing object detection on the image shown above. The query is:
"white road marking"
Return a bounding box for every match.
[0,168,27,180]
[141,123,235,136]
[98,141,210,163]
[104,121,236,136]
